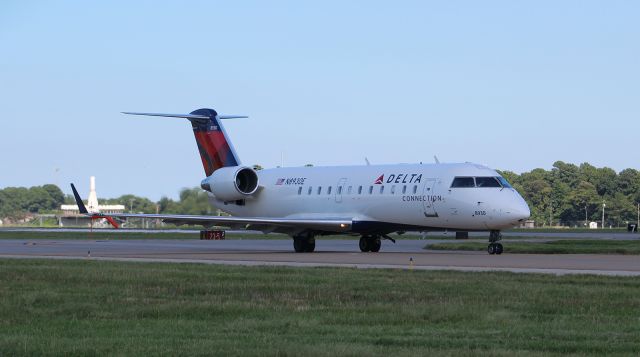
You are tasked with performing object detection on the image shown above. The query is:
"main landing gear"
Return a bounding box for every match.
[293,234,315,253]
[488,230,503,255]
[359,235,382,252]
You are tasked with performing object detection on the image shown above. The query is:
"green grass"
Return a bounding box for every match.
[426,240,640,255]
[506,228,628,233]
[1,259,640,356]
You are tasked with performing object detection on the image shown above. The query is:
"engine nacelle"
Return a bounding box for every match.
[200,166,259,202]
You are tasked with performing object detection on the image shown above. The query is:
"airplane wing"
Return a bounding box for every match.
[96,212,351,234]
[70,184,352,234]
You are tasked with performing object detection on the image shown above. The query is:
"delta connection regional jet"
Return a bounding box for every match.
[71,108,530,254]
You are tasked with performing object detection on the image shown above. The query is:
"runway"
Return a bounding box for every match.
[1,238,639,276]
[2,227,638,240]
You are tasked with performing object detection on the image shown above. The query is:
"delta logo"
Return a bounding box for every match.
[374,173,423,184]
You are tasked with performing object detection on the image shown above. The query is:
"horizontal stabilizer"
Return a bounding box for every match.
[123,108,246,175]
[219,115,249,119]
[122,112,209,119]
[122,112,248,120]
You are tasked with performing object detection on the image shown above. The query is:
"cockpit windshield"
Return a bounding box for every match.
[475,177,501,188]
[496,176,512,188]
[450,176,512,188]
[450,177,475,188]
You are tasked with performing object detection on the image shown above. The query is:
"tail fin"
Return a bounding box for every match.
[123,108,247,176]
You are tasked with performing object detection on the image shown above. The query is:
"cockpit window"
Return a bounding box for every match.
[496,176,512,188]
[475,177,502,188]
[451,177,475,188]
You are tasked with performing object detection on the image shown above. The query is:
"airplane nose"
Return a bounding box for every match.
[511,199,530,222]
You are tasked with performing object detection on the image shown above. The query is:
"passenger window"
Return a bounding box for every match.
[475,177,501,188]
[451,177,475,188]
[328,186,332,194]
[347,186,352,194]
[379,185,384,194]
[308,186,313,195]
[369,186,373,194]
[402,185,407,194]
[358,186,362,195]
[298,187,302,195]
[413,185,417,194]
[391,185,396,194]
[317,186,322,195]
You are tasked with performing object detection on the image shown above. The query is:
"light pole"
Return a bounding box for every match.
[585,205,588,228]
[601,201,605,229]
[549,199,553,227]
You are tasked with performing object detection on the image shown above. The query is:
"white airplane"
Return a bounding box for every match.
[71,108,530,254]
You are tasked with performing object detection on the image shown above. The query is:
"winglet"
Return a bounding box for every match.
[70,183,120,228]
[70,183,88,214]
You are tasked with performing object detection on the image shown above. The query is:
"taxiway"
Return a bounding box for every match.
[1,238,639,276]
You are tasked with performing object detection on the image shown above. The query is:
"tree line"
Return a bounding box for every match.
[0,185,214,220]
[1,161,639,227]
[0,185,65,218]
[500,161,640,227]
[99,188,215,215]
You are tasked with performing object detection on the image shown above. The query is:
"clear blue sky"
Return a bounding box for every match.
[1,1,639,200]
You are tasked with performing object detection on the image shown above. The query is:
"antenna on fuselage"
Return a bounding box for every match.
[364,157,371,166]
[434,155,440,164]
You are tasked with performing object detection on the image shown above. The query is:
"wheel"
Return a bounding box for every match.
[359,236,370,252]
[370,238,381,252]
[293,238,305,253]
[487,243,496,255]
[495,243,503,255]
[304,238,316,253]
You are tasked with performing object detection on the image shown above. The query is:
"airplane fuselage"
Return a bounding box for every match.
[209,162,530,234]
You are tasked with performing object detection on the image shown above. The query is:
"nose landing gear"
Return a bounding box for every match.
[488,230,503,255]
[487,242,503,255]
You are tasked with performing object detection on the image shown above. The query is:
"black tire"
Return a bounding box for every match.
[370,238,381,252]
[495,243,503,255]
[293,238,305,253]
[487,243,496,255]
[304,238,316,253]
[359,237,370,252]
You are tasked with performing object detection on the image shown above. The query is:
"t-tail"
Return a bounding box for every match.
[122,108,247,176]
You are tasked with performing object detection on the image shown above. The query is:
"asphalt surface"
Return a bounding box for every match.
[2,228,638,240]
[1,238,639,277]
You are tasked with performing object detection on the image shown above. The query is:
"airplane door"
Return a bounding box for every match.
[335,178,347,203]
[423,178,439,217]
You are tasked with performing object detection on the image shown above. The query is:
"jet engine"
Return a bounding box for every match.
[200,166,259,202]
